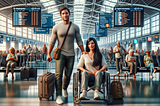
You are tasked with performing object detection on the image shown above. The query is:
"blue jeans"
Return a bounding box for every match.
[43,53,47,61]
[145,63,155,72]
[55,54,75,96]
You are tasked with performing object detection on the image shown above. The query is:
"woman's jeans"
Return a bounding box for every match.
[145,63,155,72]
[55,54,75,96]
[81,71,103,90]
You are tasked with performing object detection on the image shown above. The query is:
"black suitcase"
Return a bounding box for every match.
[21,58,29,81]
[38,61,55,101]
[28,56,37,80]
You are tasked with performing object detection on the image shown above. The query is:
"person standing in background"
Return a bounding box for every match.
[42,44,47,62]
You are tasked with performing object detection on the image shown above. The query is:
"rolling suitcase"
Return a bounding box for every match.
[28,56,37,80]
[38,61,55,101]
[21,58,29,81]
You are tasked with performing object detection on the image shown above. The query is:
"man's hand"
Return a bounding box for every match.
[93,70,98,75]
[9,58,14,60]
[47,54,52,62]
[81,51,87,55]
[145,63,148,66]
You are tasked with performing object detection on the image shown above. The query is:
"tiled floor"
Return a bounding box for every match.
[0,57,160,106]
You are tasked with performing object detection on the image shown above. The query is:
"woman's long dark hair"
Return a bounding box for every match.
[86,37,102,67]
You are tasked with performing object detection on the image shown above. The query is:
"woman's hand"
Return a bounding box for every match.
[87,71,94,76]
[81,51,87,55]
[93,70,98,75]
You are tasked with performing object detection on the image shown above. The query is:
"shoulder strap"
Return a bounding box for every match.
[60,22,72,49]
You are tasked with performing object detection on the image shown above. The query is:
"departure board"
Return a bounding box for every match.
[12,7,41,27]
[41,14,53,28]
[114,7,144,27]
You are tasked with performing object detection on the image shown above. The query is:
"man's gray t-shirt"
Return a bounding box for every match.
[113,45,124,58]
[125,54,136,62]
[49,22,83,56]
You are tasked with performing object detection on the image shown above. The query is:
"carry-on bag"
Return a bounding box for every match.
[111,75,124,99]
[21,58,29,81]
[38,61,55,101]
[28,55,37,80]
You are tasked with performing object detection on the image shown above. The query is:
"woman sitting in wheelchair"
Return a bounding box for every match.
[77,37,108,100]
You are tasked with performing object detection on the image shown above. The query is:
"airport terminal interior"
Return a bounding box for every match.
[0,0,160,106]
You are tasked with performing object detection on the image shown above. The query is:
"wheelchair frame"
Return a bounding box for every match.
[73,69,113,104]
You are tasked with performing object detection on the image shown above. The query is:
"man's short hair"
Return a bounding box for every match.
[60,7,70,14]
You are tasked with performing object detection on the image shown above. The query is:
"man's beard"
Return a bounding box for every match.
[63,17,69,21]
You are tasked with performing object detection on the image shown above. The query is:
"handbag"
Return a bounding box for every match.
[53,22,72,60]
[111,75,124,99]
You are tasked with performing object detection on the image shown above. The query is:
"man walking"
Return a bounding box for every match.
[47,7,85,104]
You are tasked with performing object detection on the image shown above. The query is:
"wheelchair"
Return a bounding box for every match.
[73,67,113,104]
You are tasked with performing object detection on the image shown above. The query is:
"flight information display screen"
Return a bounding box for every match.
[114,7,144,27]
[41,14,53,28]
[12,7,41,27]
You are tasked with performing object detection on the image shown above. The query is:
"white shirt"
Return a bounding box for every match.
[77,54,108,73]
[125,54,136,62]
[113,45,125,58]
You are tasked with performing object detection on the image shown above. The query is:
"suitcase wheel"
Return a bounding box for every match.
[73,95,80,104]
[106,94,113,104]
[39,98,42,100]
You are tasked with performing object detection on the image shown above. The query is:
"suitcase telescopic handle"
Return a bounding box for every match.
[47,59,52,73]
[113,74,120,81]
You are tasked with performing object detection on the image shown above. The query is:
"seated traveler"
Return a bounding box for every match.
[4,47,18,79]
[125,49,137,78]
[77,38,108,100]
[144,49,157,79]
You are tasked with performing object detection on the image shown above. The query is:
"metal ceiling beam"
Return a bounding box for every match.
[45,3,64,8]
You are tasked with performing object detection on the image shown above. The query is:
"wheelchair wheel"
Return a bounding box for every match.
[73,95,81,104]
[73,72,80,99]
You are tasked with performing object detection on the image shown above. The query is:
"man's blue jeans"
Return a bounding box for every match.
[43,53,47,61]
[55,54,75,96]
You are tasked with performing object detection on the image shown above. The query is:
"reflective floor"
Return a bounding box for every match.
[0,56,160,106]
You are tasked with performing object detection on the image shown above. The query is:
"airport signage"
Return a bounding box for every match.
[19,39,23,43]
[0,35,3,38]
[0,40,3,44]
[95,22,107,37]
[154,35,159,44]
[133,39,138,44]
[6,37,10,41]
[147,37,152,41]
[26,40,29,44]
[12,37,16,41]
[99,12,112,28]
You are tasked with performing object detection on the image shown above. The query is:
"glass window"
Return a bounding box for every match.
[23,27,27,38]
[0,15,6,32]
[142,19,150,36]
[117,32,121,41]
[8,19,15,35]
[142,42,146,50]
[126,29,129,39]
[130,27,135,38]
[33,34,36,40]
[16,27,22,36]
[122,30,125,40]
[114,34,117,42]
[151,15,159,33]
[37,34,40,41]
[151,41,159,51]
[0,40,6,51]
[28,28,32,39]
[136,27,141,37]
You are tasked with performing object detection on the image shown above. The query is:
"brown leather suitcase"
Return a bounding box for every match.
[38,62,55,101]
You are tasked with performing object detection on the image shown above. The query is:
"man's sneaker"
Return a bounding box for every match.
[80,90,87,100]
[94,91,100,100]
[150,75,153,79]
[62,89,68,98]
[56,96,63,104]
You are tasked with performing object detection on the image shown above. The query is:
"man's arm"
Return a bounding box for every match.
[79,45,84,52]
[47,44,54,62]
